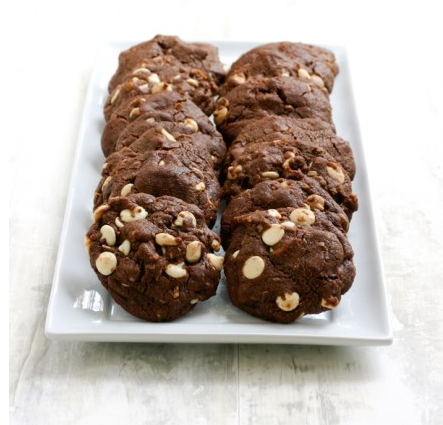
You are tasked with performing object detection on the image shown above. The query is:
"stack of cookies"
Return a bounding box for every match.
[85,35,226,322]
[214,42,359,323]
[85,37,359,325]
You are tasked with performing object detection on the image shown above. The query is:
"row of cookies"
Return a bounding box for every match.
[85,36,227,321]
[213,42,358,323]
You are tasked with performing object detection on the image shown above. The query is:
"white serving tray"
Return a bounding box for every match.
[45,41,392,345]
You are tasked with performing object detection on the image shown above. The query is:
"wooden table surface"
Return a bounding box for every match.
[8,1,443,424]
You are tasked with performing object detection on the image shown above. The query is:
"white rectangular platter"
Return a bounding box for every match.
[45,41,392,345]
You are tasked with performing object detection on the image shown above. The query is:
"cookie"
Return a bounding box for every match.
[85,193,224,322]
[223,138,358,218]
[213,76,333,142]
[221,178,350,249]
[224,207,355,323]
[114,120,226,173]
[230,116,356,180]
[223,42,338,94]
[104,53,219,120]
[101,91,221,157]
[94,145,221,226]
[108,35,225,93]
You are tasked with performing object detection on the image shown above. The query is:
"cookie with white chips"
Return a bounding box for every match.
[85,193,223,322]
[101,91,221,157]
[221,178,350,249]
[94,144,222,227]
[222,138,358,219]
[221,41,338,95]
[224,207,355,324]
[104,53,219,120]
[115,120,226,174]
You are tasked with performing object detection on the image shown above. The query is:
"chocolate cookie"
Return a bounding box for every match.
[213,76,333,142]
[94,145,221,226]
[221,178,350,249]
[223,139,358,218]
[223,42,338,94]
[108,35,225,93]
[115,120,226,173]
[230,116,356,180]
[101,91,220,157]
[104,53,219,119]
[224,207,355,323]
[85,193,224,322]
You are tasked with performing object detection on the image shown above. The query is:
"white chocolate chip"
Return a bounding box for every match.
[311,74,325,88]
[213,106,228,125]
[338,213,350,232]
[158,160,165,166]
[145,117,156,124]
[281,68,290,77]
[289,208,316,226]
[227,165,243,180]
[297,68,311,79]
[267,209,282,219]
[101,175,112,189]
[183,118,199,133]
[276,292,300,311]
[243,256,265,279]
[100,225,116,246]
[211,239,221,251]
[207,253,224,271]
[190,299,198,305]
[229,72,246,85]
[261,171,280,179]
[129,107,141,119]
[161,128,176,141]
[186,78,199,87]
[321,296,340,309]
[110,89,120,104]
[137,83,149,93]
[118,239,131,256]
[195,182,206,191]
[132,67,150,76]
[165,262,187,279]
[306,194,325,211]
[147,73,160,84]
[232,250,240,259]
[95,252,117,276]
[186,241,202,263]
[172,286,180,299]
[174,211,197,227]
[282,152,295,169]
[281,221,296,229]
[151,82,172,93]
[84,235,91,253]
[262,224,285,246]
[155,233,179,246]
[120,183,134,197]
[326,164,345,184]
[120,206,148,222]
[93,204,110,222]
[115,217,124,228]
[173,74,182,81]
